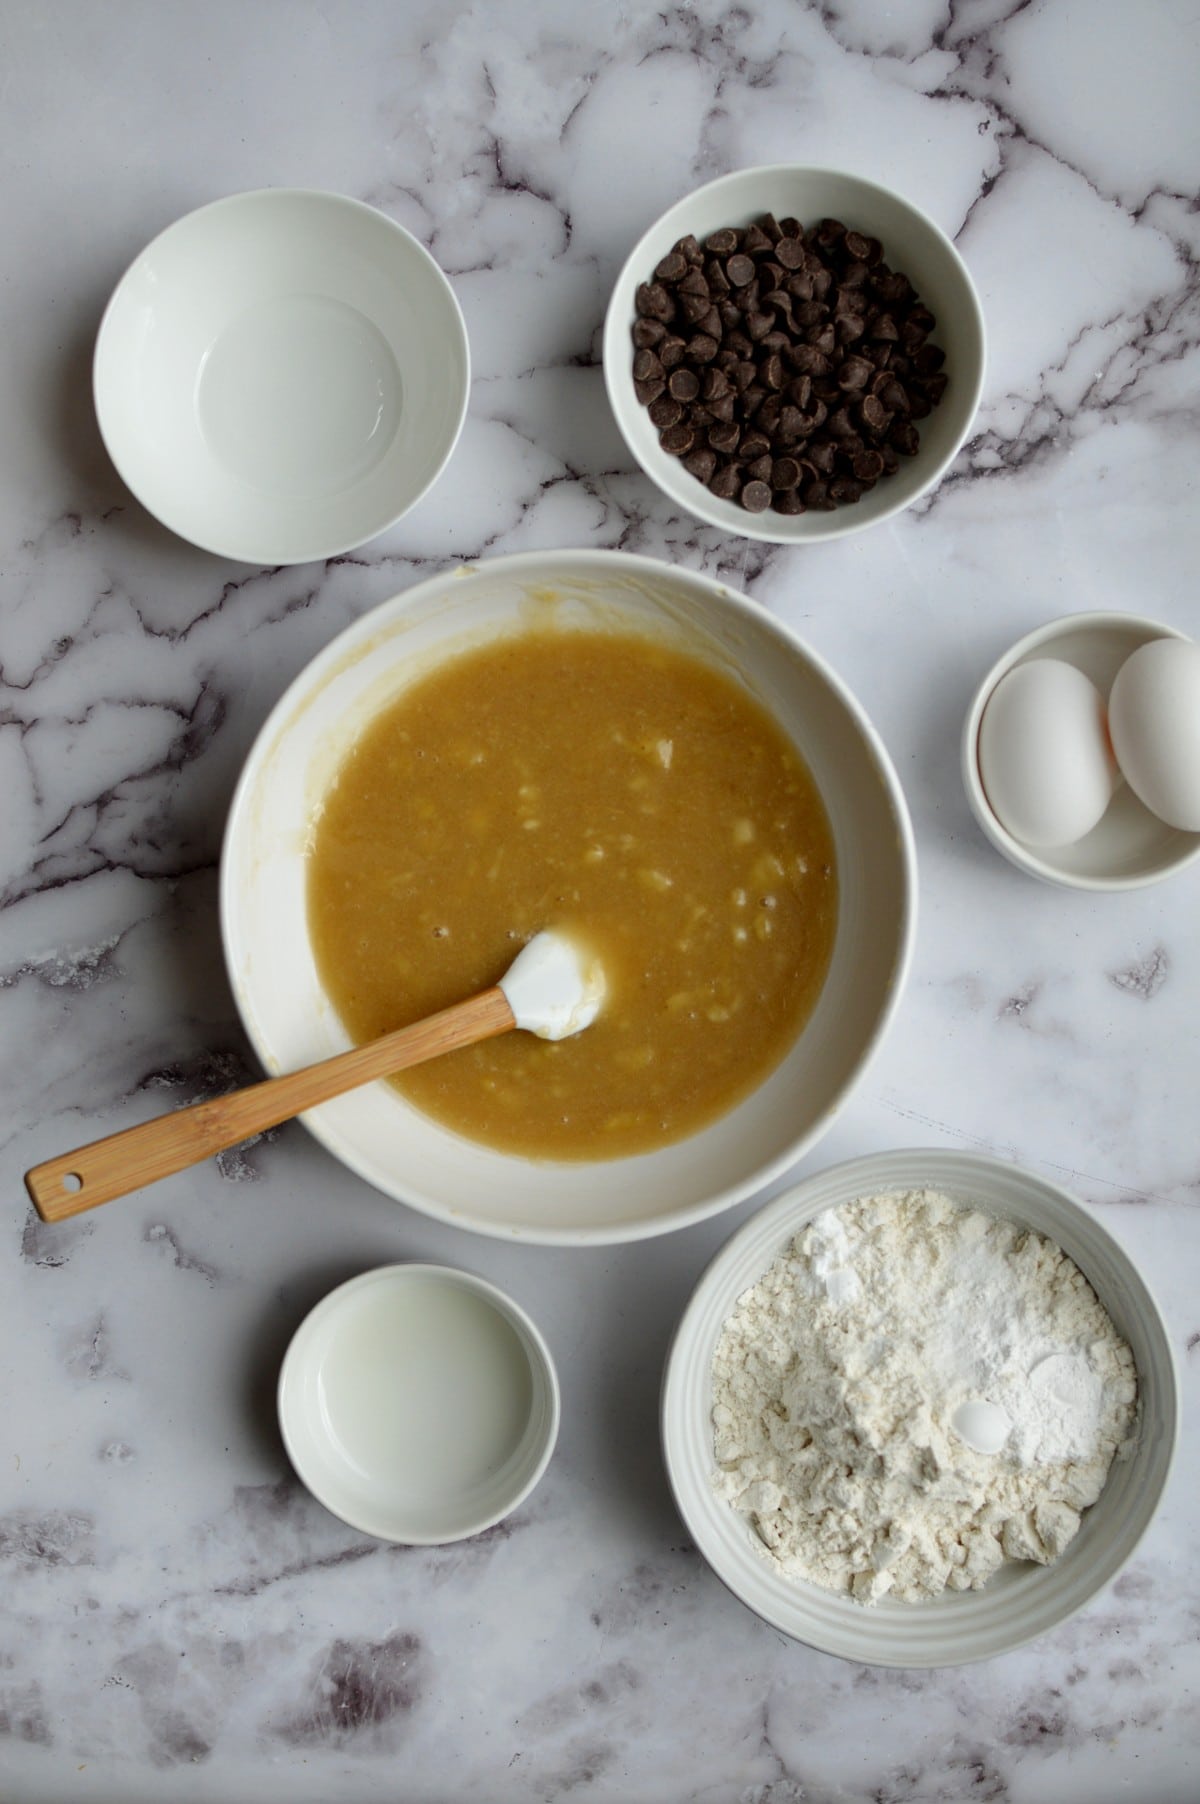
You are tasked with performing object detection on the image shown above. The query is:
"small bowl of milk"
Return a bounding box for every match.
[278,1264,560,1543]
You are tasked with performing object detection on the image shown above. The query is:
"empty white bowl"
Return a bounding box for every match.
[603,165,985,544]
[962,612,1200,890]
[220,548,916,1245]
[661,1149,1177,1667]
[94,189,470,565]
[278,1265,559,1543]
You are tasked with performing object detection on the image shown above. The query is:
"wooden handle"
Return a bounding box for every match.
[24,986,516,1222]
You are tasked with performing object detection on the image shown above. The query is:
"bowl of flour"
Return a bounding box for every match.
[661,1148,1177,1666]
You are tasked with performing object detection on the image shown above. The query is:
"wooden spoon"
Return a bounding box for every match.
[24,930,604,1223]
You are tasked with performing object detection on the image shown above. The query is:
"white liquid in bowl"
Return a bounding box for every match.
[279,1265,558,1543]
[318,1278,534,1499]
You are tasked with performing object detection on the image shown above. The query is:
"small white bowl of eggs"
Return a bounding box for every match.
[962,613,1200,891]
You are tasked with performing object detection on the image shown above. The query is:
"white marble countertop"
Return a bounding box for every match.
[2,3,1197,1799]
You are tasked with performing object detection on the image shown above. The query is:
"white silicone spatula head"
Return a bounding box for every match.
[498,929,606,1039]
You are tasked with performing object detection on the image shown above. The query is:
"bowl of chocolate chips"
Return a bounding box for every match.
[603,167,985,543]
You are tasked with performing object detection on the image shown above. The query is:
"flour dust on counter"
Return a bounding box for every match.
[711,1188,1138,1603]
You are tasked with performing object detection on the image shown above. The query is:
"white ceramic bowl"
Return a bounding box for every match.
[603,166,985,544]
[962,612,1200,891]
[94,189,470,565]
[661,1148,1177,1667]
[220,548,916,1244]
[278,1264,559,1543]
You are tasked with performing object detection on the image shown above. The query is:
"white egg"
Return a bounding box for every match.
[1108,638,1200,832]
[978,658,1119,848]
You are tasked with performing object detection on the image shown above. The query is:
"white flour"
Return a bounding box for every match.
[710,1189,1138,1604]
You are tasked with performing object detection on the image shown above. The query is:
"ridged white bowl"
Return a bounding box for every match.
[662,1149,1177,1666]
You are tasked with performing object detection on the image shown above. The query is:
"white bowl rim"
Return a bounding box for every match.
[219,546,918,1245]
[277,1261,561,1543]
[603,162,986,545]
[92,186,471,566]
[661,1146,1179,1667]
[961,610,1200,892]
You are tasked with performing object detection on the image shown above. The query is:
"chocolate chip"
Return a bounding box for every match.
[655,251,688,284]
[852,447,885,481]
[708,421,741,455]
[923,371,949,405]
[683,447,717,483]
[668,367,700,402]
[756,395,782,435]
[837,356,873,392]
[648,395,683,429]
[739,431,771,462]
[630,213,947,519]
[632,318,666,349]
[659,422,695,455]
[635,282,675,322]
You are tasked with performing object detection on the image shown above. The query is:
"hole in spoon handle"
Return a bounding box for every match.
[26,1155,109,1221]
